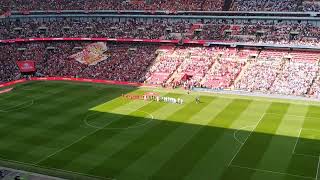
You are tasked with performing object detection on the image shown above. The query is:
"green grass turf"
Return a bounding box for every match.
[0,81,319,180]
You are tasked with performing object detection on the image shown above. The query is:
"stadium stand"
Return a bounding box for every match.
[230,0,301,11]
[1,19,320,46]
[145,46,185,85]
[302,0,320,11]
[166,47,215,87]
[2,0,320,12]
[201,48,251,89]
[0,19,191,40]
[1,41,320,98]
[234,50,285,92]
[0,0,224,12]
[0,0,320,99]
[0,42,159,83]
[269,51,319,96]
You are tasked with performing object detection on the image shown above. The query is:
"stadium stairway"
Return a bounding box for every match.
[307,61,320,95]
[223,0,233,11]
[267,57,288,91]
[165,57,189,84]
[200,57,219,85]
[232,60,250,87]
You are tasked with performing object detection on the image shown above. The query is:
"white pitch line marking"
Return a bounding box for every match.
[36,109,155,165]
[230,164,315,180]
[0,99,34,113]
[233,125,256,144]
[294,153,319,158]
[228,113,265,166]
[35,118,118,165]
[292,128,302,154]
[316,156,320,180]
[83,110,154,130]
[266,112,320,121]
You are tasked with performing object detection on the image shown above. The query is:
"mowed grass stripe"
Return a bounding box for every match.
[284,105,320,179]
[38,93,176,170]
[0,84,122,135]
[116,97,234,180]
[1,81,320,180]
[251,105,309,180]
[0,85,86,160]
[0,82,71,113]
[61,94,189,173]
[95,93,179,129]
[17,88,128,163]
[149,99,252,180]
[0,84,84,140]
[223,102,289,179]
[0,85,132,163]
[86,96,214,178]
[185,100,272,180]
[91,89,148,112]
[85,91,156,128]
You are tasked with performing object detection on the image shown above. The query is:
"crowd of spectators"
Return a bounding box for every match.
[0,45,20,83]
[0,19,191,40]
[202,48,249,88]
[234,50,320,97]
[145,47,186,85]
[174,47,215,81]
[230,0,301,11]
[234,59,281,92]
[270,60,318,95]
[234,50,286,91]
[1,19,320,47]
[197,21,320,46]
[2,0,320,12]
[0,42,159,83]
[1,42,320,99]
[0,0,224,13]
[309,76,320,98]
[303,0,320,11]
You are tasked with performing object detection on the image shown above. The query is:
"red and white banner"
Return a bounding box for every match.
[16,60,36,72]
[70,42,110,65]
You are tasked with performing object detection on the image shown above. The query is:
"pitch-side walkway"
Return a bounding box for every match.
[193,88,320,103]
[0,166,65,180]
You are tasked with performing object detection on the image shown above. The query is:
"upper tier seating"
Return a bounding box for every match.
[1,0,320,12]
[0,0,224,12]
[230,0,301,11]
[1,20,319,47]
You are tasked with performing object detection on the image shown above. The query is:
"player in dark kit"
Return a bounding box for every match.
[196,96,200,104]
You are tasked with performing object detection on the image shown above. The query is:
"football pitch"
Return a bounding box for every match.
[0,81,319,180]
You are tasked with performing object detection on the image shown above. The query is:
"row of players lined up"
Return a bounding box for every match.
[147,96,184,104]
